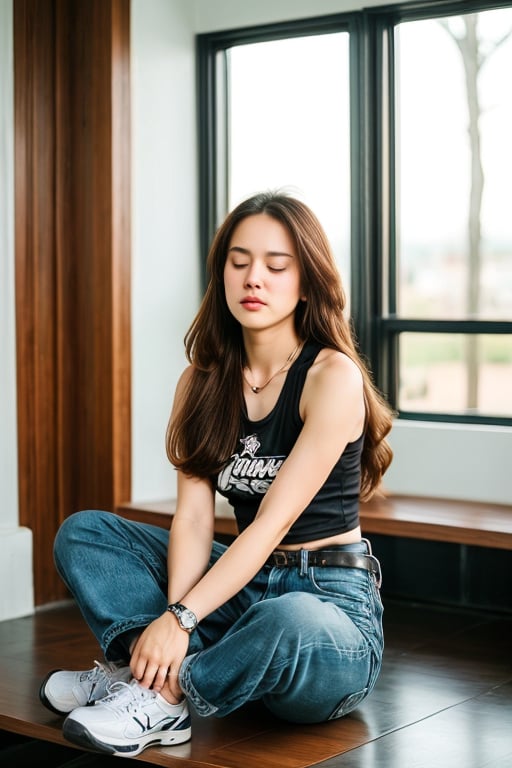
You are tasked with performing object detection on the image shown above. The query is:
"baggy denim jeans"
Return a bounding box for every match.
[54,510,384,724]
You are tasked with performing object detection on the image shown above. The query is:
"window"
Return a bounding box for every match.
[227,33,351,291]
[197,18,351,293]
[197,1,512,426]
[388,6,512,422]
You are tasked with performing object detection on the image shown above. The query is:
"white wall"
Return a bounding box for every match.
[384,421,512,504]
[131,0,201,501]
[0,0,34,621]
[191,0,393,32]
[132,0,512,507]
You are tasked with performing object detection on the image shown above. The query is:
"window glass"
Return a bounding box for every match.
[395,10,512,321]
[399,333,512,417]
[202,5,512,425]
[226,33,351,293]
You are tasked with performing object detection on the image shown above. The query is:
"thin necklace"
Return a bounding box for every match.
[243,342,302,394]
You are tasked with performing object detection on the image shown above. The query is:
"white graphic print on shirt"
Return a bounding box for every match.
[217,434,285,496]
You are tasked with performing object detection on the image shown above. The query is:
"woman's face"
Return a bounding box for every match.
[223,213,303,333]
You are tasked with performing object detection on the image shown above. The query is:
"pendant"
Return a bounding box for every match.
[251,386,261,394]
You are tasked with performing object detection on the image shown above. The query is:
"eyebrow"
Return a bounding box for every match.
[228,246,293,258]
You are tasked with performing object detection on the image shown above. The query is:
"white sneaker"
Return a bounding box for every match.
[62,679,191,757]
[39,660,132,715]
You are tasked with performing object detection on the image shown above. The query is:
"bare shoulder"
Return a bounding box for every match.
[300,348,364,433]
[308,348,363,390]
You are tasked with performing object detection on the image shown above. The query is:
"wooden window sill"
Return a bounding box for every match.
[117,494,512,550]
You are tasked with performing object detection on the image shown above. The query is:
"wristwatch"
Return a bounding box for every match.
[167,602,198,633]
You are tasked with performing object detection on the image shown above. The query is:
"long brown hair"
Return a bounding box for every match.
[166,191,394,500]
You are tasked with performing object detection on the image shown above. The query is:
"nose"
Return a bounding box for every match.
[244,263,262,289]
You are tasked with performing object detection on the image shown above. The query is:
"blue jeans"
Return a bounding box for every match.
[54,510,384,724]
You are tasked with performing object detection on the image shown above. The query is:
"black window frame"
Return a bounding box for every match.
[197,0,512,427]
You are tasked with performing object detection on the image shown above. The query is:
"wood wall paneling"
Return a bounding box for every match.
[15,0,61,605]
[14,0,131,606]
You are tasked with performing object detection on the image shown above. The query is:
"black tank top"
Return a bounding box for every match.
[215,341,363,544]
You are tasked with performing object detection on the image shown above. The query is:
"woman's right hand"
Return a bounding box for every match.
[129,611,190,701]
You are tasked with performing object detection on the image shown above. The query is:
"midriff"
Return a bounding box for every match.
[277,525,362,551]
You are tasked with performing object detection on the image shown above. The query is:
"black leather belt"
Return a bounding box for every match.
[266,548,382,586]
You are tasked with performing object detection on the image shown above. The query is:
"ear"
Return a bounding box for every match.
[300,295,307,302]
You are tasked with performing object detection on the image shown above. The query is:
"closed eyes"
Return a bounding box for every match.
[232,263,287,272]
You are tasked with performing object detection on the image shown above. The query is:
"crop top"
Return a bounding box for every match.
[215,341,363,544]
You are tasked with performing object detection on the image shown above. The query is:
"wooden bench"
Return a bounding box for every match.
[117,493,512,550]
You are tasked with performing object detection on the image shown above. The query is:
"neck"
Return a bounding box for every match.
[243,339,302,395]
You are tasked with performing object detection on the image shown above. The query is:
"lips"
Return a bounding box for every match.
[241,297,265,310]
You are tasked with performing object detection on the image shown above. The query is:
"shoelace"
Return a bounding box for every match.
[83,660,126,704]
[81,659,121,683]
[100,680,155,713]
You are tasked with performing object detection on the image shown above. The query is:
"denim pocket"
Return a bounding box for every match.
[327,687,368,720]
[309,567,373,619]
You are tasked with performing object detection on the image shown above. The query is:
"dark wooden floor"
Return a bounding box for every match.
[0,599,511,767]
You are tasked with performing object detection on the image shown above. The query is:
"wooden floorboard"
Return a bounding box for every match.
[0,600,511,767]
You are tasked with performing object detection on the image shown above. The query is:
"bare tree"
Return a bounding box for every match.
[440,14,511,410]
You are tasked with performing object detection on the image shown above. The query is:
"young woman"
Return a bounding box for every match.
[40,191,394,758]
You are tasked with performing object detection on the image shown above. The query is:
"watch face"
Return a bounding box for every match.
[180,608,196,629]
[169,603,197,631]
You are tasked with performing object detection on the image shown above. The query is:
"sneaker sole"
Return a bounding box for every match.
[39,669,72,716]
[62,715,192,757]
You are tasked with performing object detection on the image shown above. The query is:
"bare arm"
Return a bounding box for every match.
[130,368,216,692]
[167,472,216,604]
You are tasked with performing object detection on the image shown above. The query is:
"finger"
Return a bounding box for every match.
[138,662,159,689]
[152,664,170,692]
[130,654,145,683]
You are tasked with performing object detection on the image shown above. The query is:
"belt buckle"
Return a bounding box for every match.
[368,554,382,588]
[361,537,373,555]
[273,551,288,567]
